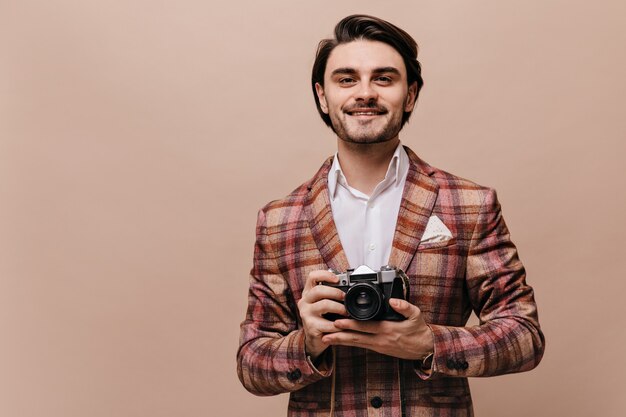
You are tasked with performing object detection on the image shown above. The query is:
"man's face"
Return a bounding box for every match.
[315,40,417,145]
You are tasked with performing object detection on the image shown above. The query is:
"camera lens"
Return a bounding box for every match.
[345,283,383,320]
[355,292,372,307]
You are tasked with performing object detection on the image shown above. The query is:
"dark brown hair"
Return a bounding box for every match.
[312,14,424,131]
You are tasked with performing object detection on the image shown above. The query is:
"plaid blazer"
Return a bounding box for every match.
[237,147,544,417]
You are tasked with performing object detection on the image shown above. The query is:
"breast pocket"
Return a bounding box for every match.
[407,242,468,324]
[412,238,463,276]
[417,237,457,251]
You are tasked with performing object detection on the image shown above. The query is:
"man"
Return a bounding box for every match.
[237,14,544,417]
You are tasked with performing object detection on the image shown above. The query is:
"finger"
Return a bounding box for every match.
[304,270,339,290]
[333,318,382,334]
[318,322,344,334]
[311,299,348,318]
[388,298,420,320]
[303,285,346,303]
[322,330,374,348]
[310,318,343,334]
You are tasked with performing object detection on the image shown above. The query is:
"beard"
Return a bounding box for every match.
[329,102,405,145]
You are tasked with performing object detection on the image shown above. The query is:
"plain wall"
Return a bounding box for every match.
[1,1,625,416]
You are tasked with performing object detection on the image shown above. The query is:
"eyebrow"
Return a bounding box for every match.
[330,66,402,77]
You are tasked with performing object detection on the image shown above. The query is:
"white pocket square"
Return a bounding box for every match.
[421,215,453,244]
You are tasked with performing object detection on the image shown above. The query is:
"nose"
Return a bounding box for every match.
[354,81,378,102]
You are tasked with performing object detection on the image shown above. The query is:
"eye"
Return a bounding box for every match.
[375,76,393,84]
[338,77,356,85]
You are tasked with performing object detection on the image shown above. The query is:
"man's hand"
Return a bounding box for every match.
[321,298,434,360]
[297,270,348,360]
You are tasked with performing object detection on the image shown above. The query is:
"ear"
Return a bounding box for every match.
[315,83,329,114]
[404,81,418,112]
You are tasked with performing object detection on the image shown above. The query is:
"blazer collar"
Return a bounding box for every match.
[305,146,439,273]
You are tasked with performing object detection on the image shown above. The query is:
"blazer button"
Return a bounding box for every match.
[370,396,383,408]
[287,368,301,381]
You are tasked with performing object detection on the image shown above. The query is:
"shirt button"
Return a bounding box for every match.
[370,396,383,408]
[368,243,376,251]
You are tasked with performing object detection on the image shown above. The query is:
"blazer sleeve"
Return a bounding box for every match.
[418,188,545,379]
[237,209,331,396]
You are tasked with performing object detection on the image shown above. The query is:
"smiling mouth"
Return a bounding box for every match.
[346,109,386,116]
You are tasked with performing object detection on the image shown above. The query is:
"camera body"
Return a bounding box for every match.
[322,265,410,321]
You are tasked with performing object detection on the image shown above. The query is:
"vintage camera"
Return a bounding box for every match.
[322,265,410,321]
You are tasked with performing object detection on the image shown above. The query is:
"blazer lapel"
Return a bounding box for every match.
[304,157,350,273]
[388,147,440,272]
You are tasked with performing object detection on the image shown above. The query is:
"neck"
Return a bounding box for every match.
[335,137,400,196]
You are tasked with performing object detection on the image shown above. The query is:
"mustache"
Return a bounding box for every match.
[343,103,388,113]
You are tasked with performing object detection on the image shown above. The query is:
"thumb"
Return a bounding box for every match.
[389,298,420,319]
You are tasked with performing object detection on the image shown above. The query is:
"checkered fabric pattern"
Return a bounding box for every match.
[237,147,545,417]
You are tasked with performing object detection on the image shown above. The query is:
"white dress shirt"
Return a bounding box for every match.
[327,143,409,270]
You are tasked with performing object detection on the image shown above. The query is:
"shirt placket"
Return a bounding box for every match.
[363,197,376,268]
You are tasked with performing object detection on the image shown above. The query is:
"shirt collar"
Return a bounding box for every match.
[328,142,408,200]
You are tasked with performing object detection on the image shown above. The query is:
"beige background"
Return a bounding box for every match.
[1,1,625,416]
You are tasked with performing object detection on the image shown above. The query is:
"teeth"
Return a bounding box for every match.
[353,112,378,115]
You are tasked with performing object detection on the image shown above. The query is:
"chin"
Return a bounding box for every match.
[342,127,400,144]
[341,135,396,145]
[335,120,402,145]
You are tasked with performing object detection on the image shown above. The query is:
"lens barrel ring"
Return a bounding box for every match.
[344,282,384,320]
